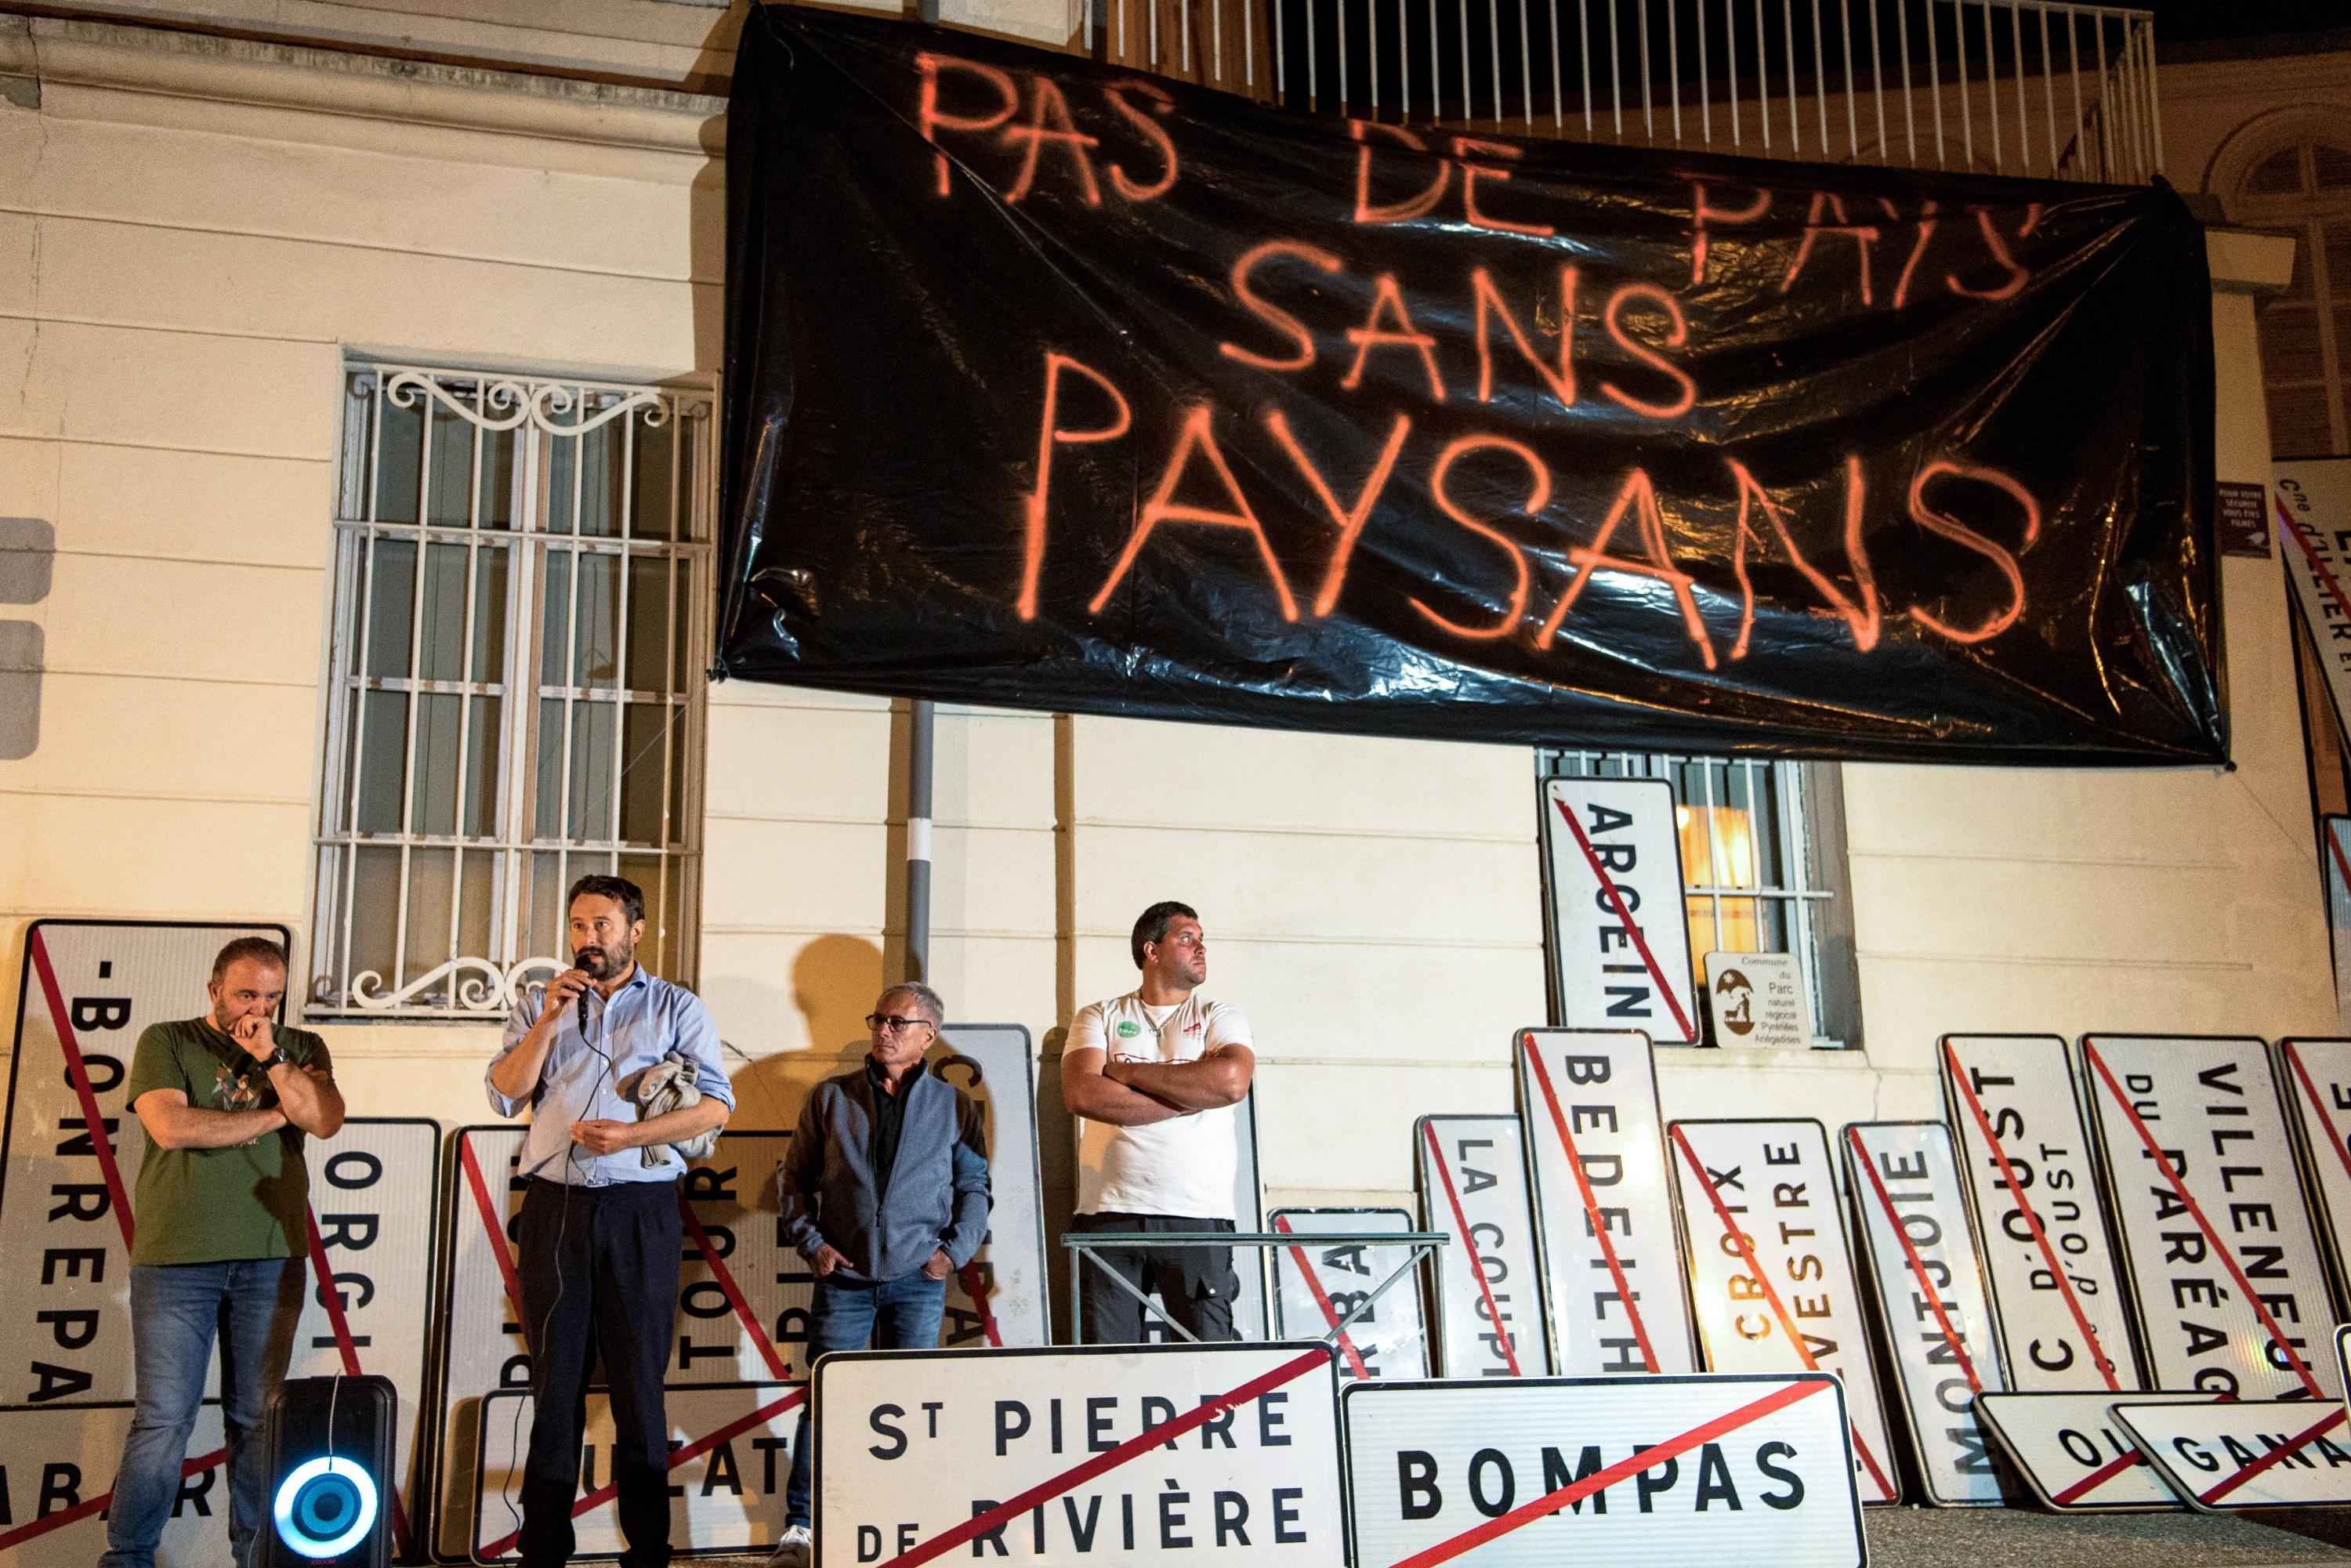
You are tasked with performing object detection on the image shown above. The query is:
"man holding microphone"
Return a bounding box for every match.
[487,875,734,1568]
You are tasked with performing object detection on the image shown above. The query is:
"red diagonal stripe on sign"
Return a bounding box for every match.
[478,1389,806,1559]
[0,1447,226,1551]
[2081,1042,2324,1399]
[2197,1406,2349,1504]
[1552,795,1696,1041]
[2324,824,2351,902]
[27,928,136,1251]
[1382,1378,1832,1568]
[1668,1125,1897,1501]
[677,1195,792,1380]
[1420,1119,1523,1377]
[2279,495,2351,626]
[2049,1444,2150,1505]
[877,1348,1331,1568]
[302,1205,413,1555]
[457,1132,529,1320]
[955,1262,1005,1349]
[2282,1041,2351,1199]
[1844,1126,1983,1395]
[1273,1214,1371,1378]
[1522,1034,1663,1373]
[1941,1041,2125,1392]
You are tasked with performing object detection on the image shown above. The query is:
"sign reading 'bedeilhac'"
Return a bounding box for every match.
[718,8,2222,764]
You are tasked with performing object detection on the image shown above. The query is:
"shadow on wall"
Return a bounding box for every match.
[719,933,886,1131]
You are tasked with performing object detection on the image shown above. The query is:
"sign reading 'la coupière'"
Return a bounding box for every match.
[718,8,2222,764]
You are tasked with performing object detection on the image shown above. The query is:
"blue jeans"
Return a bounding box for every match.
[102,1258,304,1568]
[784,1270,947,1526]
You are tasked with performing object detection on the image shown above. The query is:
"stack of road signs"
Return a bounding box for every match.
[928,1027,1052,1350]
[1270,1208,1429,1380]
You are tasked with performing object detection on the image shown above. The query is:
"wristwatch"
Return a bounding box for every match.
[258,1047,289,1071]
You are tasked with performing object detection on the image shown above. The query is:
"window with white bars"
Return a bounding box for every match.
[2231,137,2351,459]
[1536,748,1860,1046]
[308,364,713,1019]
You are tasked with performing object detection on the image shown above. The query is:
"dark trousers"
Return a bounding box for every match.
[1072,1211,1240,1343]
[515,1177,683,1568]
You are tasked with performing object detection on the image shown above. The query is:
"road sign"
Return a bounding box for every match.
[1341,1374,1863,1568]
[929,1025,1049,1348]
[2274,1038,2351,1309]
[1839,1122,2009,1505]
[1539,779,1698,1042]
[1415,1115,1549,1378]
[473,1382,805,1559]
[2111,1397,2351,1510]
[812,1343,1341,1568]
[2324,823,2351,1034]
[1516,1029,1695,1376]
[1972,1392,2178,1511]
[2079,1035,2339,1401]
[0,1401,228,1566]
[1939,1034,2143,1392]
[1666,1119,1898,1504]
[1270,1207,1428,1379]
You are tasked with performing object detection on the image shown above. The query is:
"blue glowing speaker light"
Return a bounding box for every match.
[258,1375,397,1568]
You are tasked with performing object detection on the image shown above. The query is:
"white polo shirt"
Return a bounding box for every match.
[1070,990,1255,1221]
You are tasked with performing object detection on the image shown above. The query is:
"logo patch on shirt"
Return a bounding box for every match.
[1183,1023,1204,1035]
[1115,1021,1142,1037]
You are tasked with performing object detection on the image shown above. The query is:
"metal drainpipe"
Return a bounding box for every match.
[905,698,934,983]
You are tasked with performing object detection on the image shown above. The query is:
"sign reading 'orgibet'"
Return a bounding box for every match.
[718,8,2222,762]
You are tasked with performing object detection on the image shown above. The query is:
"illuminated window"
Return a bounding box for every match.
[1535,750,1860,1047]
[2230,138,2351,458]
[307,364,713,1019]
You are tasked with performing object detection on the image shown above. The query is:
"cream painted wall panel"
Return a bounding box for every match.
[0,114,710,281]
[0,318,340,458]
[1657,1053,1927,1131]
[31,555,324,687]
[0,211,34,317]
[0,795,308,916]
[703,700,890,824]
[1846,857,2269,966]
[0,672,314,802]
[701,817,889,936]
[695,929,889,1059]
[32,440,332,570]
[929,708,1054,831]
[708,679,888,714]
[910,932,1055,1037]
[1254,1059,1517,1196]
[1841,766,2248,865]
[27,217,706,371]
[920,824,1055,940]
[1067,826,1537,947]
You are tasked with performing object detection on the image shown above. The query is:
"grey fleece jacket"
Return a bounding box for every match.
[781,1063,991,1284]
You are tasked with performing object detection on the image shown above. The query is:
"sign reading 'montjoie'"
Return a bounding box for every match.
[2080,1035,2340,1402]
[814,1344,1342,1568]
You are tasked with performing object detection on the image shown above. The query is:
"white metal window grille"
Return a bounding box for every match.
[2231,138,2351,459]
[1080,0,2158,184]
[1537,748,1855,1045]
[309,364,712,1019]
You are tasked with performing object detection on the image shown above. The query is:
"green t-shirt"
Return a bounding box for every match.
[122,1018,334,1267]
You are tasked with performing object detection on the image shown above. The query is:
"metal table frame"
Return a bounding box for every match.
[1062,1229,1447,1346]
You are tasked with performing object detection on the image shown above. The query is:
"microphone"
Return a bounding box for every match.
[577,987,591,1043]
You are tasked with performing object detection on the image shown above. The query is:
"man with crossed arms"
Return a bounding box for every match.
[1061,900,1257,1342]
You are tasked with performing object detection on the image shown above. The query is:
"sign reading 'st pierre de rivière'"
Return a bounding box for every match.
[718,9,2221,764]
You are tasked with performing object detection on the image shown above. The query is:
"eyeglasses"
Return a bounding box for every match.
[866,1013,934,1034]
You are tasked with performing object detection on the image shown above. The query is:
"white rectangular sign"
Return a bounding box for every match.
[2079,1035,2342,1401]
[1541,779,1699,1043]
[0,1401,229,1566]
[1069,1095,1270,1341]
[2277,1038,2351,1308]
[930,1025,1049,1349]
[2112,1397,2351,1511]
[1666,1120,1899,1504]
[1940,1034,2143,1392]
[1838,1122,2008,1505]
[2277,461,2351,747]
[1702,952,1811,1050]
[1341,1374,1863,1568]
[1971,1392,2178,1511]
[1415,1115,1550,1378]
[1270,1207,1428,1381]
[473,1382,805,1559]
[432,1127,802,1559]
[1516,1029,1695,1377]
[2325,822,2351,1034]
[813,1343,1342,1568]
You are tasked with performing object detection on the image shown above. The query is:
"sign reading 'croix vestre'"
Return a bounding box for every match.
[718,7,2221,763]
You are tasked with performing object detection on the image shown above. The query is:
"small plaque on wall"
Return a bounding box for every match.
[2217,481,2271,557]
[1702,951,1812,1049]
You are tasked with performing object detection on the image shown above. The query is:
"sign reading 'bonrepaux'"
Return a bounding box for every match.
[719,8,2225,766]
[814,1345,1341,1567]
[1342,1374,1863,1568]
[1540,781,1698,1043]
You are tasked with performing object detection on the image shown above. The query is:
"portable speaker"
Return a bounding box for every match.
[258,1374,397,1568]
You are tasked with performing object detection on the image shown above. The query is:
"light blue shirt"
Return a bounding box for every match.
[487,967,735,1186]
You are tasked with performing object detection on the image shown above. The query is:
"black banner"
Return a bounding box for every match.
[718,8,2222,764]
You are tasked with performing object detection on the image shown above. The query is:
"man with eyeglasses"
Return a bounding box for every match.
[1061,900,1256,1344]
[770,982,991,1566]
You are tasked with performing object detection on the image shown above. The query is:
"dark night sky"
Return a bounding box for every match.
[2150,1,2351,54]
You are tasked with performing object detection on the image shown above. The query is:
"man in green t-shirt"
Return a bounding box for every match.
[100,935,346,1568]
